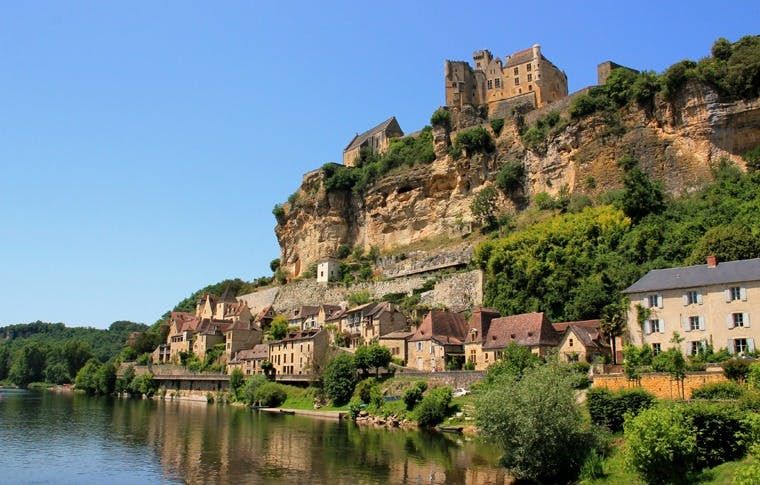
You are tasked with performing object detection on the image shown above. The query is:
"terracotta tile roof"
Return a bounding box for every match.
[379,330,414,340]
[321,304,342,315]
[271,328,323,344]
[170,312,201,333]
[222,301,249,318]
[344,302,377,315]
[234,344,269,362]
[254,304,274,323]
[409,310,468,345]
[465,307,501,344]
[482,312,559,350]
[552,319,601,333]
[196,318,233,335]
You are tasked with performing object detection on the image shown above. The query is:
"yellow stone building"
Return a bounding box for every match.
[445,44,568,117]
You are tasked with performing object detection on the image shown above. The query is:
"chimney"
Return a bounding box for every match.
[706,255,718,268]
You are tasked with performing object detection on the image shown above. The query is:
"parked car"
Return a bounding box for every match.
[452,388,470,398]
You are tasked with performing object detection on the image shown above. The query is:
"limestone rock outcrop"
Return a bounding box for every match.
[276,82,760,277]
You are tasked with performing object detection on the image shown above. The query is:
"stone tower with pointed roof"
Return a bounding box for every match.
[342,116,404,167]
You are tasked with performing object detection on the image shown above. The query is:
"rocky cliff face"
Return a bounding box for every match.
[276,82,760,277]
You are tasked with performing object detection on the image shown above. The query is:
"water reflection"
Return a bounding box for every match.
[0,390,510,484]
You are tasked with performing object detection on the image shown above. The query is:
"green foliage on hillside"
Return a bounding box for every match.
[451,126,494,157]
[322,127,435,195]
[476,165,760,321]
[570,35,760,121]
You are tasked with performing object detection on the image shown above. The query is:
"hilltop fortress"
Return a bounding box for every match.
[445,44,568,119]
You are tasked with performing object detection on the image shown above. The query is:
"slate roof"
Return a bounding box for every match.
[290,305,320,319]
[344,117,400,151]
[409,310,469,345]
[272,329,323,344]
[482,312,559,350]
[622,258,760,294]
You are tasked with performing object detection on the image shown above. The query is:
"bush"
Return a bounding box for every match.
[748,362,760,390]
[723,359,751,382]
[254,382,287,407]
[129,373,157,397]
[477,363,599,482]
[494,160,523,195]
[625,404,698,484]
[691,381,745,400]
[241,375,268,405]
[323,354,357,405]
[229,368,245,400]
[348,397,363,420]
[587,387,655,432]
[470,186,499,228]
[272,204,286,224]
[430,108,451,130]
[454,126,494,155]
[414,386,453,427]
[355,378,377,404]
[533,192,556,210]
[682,402,748,468]
[490,118,504,135]
[335,244,351,259]
[483,342,540,385]
[402,381,428,411]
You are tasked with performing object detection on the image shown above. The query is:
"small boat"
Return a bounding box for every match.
[437,426,463,434]
[279,409,296,415]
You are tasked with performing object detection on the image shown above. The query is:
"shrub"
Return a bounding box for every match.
[323,354,357,405]
[691,381,745,400]
[494,160,523,195]
[347,290,371,307]
[454,126,494,154]
[229,368,245,400]
[254,382,287,407]
[483,342,541,385]
[348,397,363,420]
[470,186,499,228]
[476,363,598,483]
[624,405,698,484]
[241,374,268,405]
[129,373,157,398]
[490,118,504,135]
[414,386,453,427]
[682,402,747,468]
[272,204,286,224]
[355,378,377,404]
[587,387,655,432]
[748,362,760,390]
[723,358,751,382]
[335,244,351,259]
[430,108,451,130]
[402,381,428,411]
[533,192,556,210]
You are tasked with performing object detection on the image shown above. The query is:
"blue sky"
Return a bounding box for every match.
[0,1,756,328]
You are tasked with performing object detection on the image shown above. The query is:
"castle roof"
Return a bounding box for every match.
[344,117,402,152]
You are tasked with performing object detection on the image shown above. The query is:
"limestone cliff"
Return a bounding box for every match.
[276,82,760,277]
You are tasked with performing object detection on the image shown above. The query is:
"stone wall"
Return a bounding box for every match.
[393,370,485,389]
[268,269,483,314]
[376,243,473,278]
[523,86,594,126]
[592,371,727,400]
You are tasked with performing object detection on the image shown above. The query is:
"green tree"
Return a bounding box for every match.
[414,386,453,427]
[267,316,289,341]
[430,108,451,130]
[600,301,627,364]
[686,224,760,264]
[476,362,599,482]
[269,258,281,273]
[75,360,101,395]
[484,342,540,385]
[0,344,11,381]
[229,368,245,400]
[117,365,136,394]
[95,361,117,395]
[44,362,70,385]
[322,354,357,405]
[129,373,157,397]
[8,342,48,386]
[471,186,499,229]
[618,156,665,222]
[241,374,268,405]
[61,340,93,379]
[366,343,392,378]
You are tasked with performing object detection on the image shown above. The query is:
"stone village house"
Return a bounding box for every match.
[625,256,760,356]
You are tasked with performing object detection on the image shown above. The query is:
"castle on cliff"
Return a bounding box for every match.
[445,44,568,118]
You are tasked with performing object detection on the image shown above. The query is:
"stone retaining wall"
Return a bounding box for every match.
[393,370,485,389]
[592,371,727,400]
[270,269,483,314]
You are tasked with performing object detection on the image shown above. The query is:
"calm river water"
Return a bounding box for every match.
[0,389,509,484]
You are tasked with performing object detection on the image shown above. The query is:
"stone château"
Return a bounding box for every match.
[445,44,568,118]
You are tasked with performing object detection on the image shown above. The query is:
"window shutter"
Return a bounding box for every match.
[749,339,756,353]
[727,314,735,329]
[728,339,735,354]
[725,289,732,303]
[681,316,690,332]
[682,294,689,306]
[741,287,748,301]
[659,319,665,334]
[699,316,706,331]
[657,295,663,308]
[644,321,651,335]
[642,297,648,308]
[682,341,691,356]
[744,313,751,328]
[697,293,703,305]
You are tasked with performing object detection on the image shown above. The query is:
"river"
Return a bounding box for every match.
[0,389,509,484]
